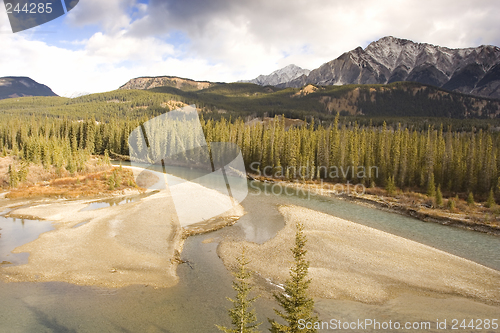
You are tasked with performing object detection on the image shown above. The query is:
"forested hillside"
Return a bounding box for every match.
[2,81,500,129]
[1,82,500,202]
[1,111,499,202]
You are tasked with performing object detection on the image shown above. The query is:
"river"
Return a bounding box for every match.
[0,180,498,332]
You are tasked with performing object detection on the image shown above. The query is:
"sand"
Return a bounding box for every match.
[218,205,500,304]
[0,166,245,288]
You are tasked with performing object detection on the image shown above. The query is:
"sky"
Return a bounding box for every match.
[1,0,500,97]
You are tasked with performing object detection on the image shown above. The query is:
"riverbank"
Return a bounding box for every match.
[0,189,183,288]
[218,205,500,305]
[249,175,500,235]
[0,167,245,288]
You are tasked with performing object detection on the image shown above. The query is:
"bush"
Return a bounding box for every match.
[447,198,455,210]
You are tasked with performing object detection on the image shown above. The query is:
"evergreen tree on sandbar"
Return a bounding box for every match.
[269,222,318,333]
[217,249,261,333]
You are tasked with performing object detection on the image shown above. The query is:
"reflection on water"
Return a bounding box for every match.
[0,214,54,266]
[79,192,156,212]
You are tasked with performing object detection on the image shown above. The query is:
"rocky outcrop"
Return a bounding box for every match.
[119,76,215,91]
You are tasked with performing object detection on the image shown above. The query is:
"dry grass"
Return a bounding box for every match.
[0,155,142,199]
[7,167,141,199]
[0,156,112,188]
[366,186,500,227]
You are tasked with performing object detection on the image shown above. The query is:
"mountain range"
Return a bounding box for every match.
[0,76,57,100]
[2,36,500,120]
[252,36,500,99]
[119,76,217,91]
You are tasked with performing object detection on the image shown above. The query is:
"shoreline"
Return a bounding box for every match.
[0,166,246,288]
[249,174,500,236]
[218,205,500,306]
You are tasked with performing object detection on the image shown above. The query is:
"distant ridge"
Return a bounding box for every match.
[245,37,500,100]
[0,76,58,100]
[119,75,219,92]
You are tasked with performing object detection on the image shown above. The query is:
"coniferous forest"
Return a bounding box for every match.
[1,108,499,202]
[0,83,499,203]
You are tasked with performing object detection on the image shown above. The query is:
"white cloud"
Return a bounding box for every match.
[0,0,499,95]
[65,0,136,33]
[85,31,175,62]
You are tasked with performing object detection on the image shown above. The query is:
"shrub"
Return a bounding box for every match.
[447,198,455,210]
[385,176,396,195]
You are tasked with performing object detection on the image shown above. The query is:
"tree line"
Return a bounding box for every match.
[1,113,499,200]
[202,115,500,199]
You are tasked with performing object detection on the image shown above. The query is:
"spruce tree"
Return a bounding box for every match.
[269,222,317,333]
[18,162,29,182]
[8,164,19,188]
[67,153,77,174]
[447,198,455,211]
[114,169,122,188]
[385,175,396,195]
[427,173,436,198]
[435,185,443,207]
[108,172,116,190]
[467,192,475,206]
[217,249,261,333]
[486,188,496,208]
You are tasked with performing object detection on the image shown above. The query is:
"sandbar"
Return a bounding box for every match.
[218,205,500,304]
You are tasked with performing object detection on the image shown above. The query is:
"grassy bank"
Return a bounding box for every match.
[0,156,141,199]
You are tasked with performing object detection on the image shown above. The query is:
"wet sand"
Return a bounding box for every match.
[0,168,245,288]
[218,205,500,305]
[0,190,182,288]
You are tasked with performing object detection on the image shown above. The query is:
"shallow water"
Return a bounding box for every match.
[79,194,145,212]
[0,214,54,266]
[0,179,499,332]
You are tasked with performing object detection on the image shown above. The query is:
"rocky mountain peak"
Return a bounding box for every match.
[278,37,500,99]
[240,64,310,86]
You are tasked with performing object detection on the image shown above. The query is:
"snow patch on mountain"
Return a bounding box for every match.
[240,64,310,86]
